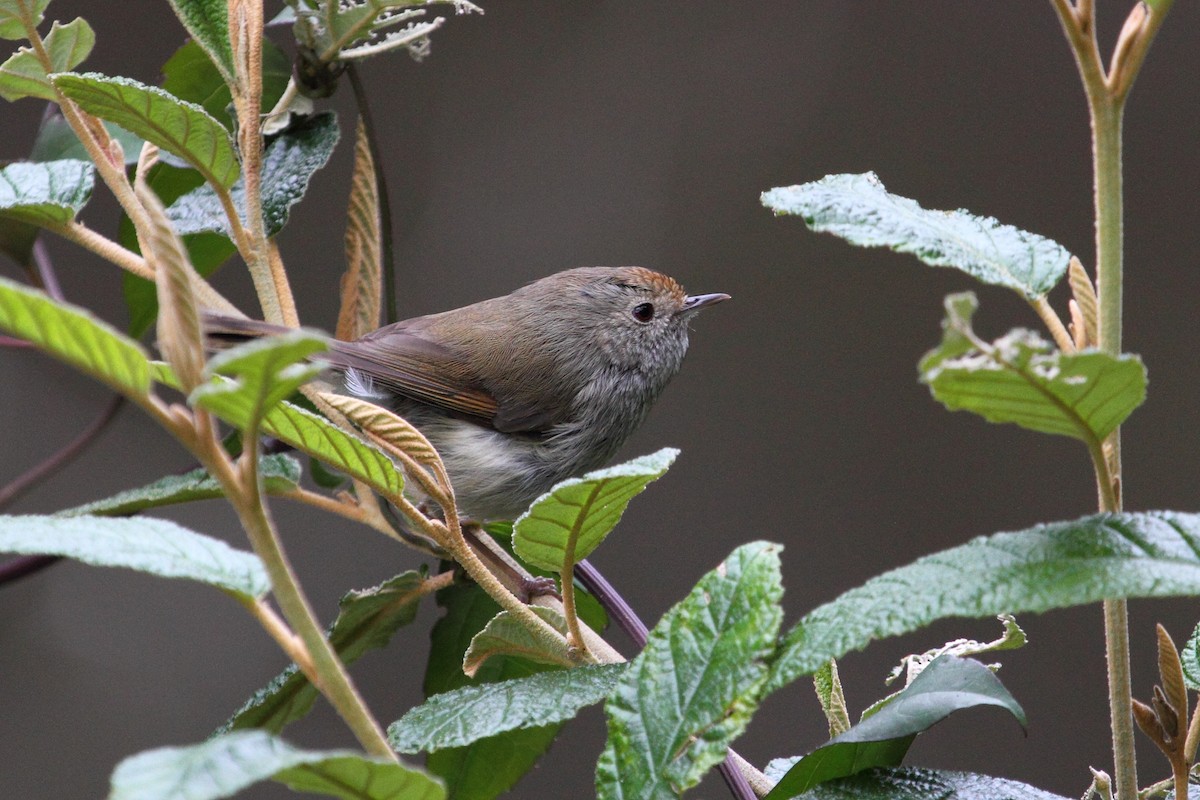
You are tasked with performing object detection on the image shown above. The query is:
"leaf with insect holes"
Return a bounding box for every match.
[221,571,428,734]
[0,18,93,101]
[53,72,240,189]
[768,511,1200,692]
[513,449,677,574]
[0,275,148,397]
[919,292,1145,443]
[390,663,626,754]
[0,514,268,599]
[762,172,1071,299]
[107,730,443,800]
[0,159,93,227]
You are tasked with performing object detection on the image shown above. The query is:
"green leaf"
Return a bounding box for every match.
[773,767,1070,800]
[391,663,626,753]
[0,158,93,226]
[814,660,850,737]
[920,292,1147,443]
[162,0,234,85]
[108,730,444,800]
[1182,621,1200,692]
[63,455,300,518]
[52,72,240,190]
[0,275,149,397]
[764,656,1025,799]
[762,172,1071,299]
[513,448,678,573]
[0,0,47,40]
[30,112,143,164]
[462,606,575,676]
[167,111,340,237]
[596,541,784,799]
[222,570,428,734]
[0,17,93,101]
[163,37,291,130]
[193,331,328,425]
[769,511,1200,692]
[424,581,562,800]
[0,514,268,599]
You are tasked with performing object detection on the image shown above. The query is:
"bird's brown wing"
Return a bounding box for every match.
[326,330,500,426]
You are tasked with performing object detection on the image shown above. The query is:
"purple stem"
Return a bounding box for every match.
[0,335,33,348]
[0,554,61,584]
[32,239,64,301]
[575,560,759,800]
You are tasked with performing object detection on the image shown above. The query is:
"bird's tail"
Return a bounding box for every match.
[201,312,294,350]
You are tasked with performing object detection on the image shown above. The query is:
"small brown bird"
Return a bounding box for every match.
[206,266,728,521]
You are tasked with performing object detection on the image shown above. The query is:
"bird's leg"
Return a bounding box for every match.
[458,522,560,603]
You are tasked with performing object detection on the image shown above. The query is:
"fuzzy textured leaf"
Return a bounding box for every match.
[167,111,339,237]
[30,113,142,164]
[108,730,443,800]
[319,390,441,466]
[338,118,382,340]
[0,17,93,101]
[193,331,328,426]
[162,38,291,130]
[920,292,1146,443]
[769,511,1200,692]
[0,275,148,396]
[463,606,574,676]
[514,448,678,573]
[223,571,428,733]
[596,541,784,799]
[1184,622,1200,692]
[0,158,93,226]
[391,663,625,753]
[0,0,48,40]
[65,455,300,518]
[764,656,1025,799]
[774,767,1070,800]
[762,172,1070,298]
[0,514,268,598]
[163,0,234,83]
[424,581,561,800]
[53,72,239,189]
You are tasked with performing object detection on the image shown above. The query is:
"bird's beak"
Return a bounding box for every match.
[682,292,731,312]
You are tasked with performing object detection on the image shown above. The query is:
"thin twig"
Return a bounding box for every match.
[31,239,64,301]
[1030,296,1076,353]
[0,555,61,587]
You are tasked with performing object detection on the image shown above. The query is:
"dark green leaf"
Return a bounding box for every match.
[167,111,340,237]
[0,158,93,227]
[391,663,626,753]
[764,656,1025,799]
[163,37,291,130]
[0,514,268,599]
[0,0,48,40]
[1183,621,1200,692]
[513,448,677,573]
[769,511,1200,692]
[30,112,142,164]
[920,292,1146,443]
[0,275,149,397]
[596,541,784,799]
[0,17,93,101]
[222,571,429,734]
[108,730,444,800]
[63,455,300,518]
[0,215,36,265]
[162,0,234,84]
[424,581,562,800]
[762,172,1070,299]
[52,72,240,189]
[776,767,1070,800]
[462,606,574,675]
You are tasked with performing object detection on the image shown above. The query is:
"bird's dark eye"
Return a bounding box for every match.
[631,302,655,323]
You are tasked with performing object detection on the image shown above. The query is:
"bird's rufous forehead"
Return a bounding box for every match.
[615,266,687,300]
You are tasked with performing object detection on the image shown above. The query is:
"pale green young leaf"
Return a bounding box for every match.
[762,172,1071,298]
[391,663,625,754]
[513,448,678,573]
[162,0,234,84]
[0,0,48,40]
[0,17,93,101]
[769,511,1200,692]
[0,275,149,397]
[0,158,93,226]
[462,606,575,676]
[0,514,268,599]
[64,455,300,518]
[167,111,339,237]
[193,331,328,424]
[920,293,1146,443]
[108,730,444,800]
[221,571,427,733]
[52,72,240,189]
[596,541,784,799]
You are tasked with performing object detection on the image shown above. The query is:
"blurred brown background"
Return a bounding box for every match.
[1,2,1198,798]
